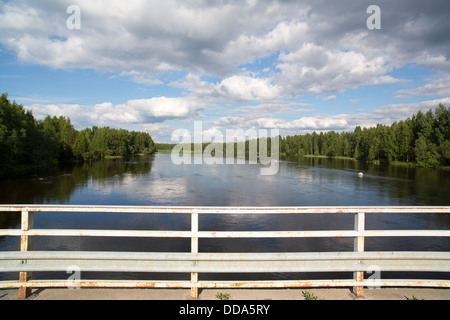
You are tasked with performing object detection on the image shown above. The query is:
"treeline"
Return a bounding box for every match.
[73,126,156,160]
[0,93,156,178]
[280,104,450,167]
[159,104,450,168]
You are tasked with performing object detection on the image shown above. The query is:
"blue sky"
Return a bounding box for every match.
[1,0,450,142]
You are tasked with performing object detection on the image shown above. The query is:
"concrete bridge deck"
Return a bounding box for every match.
[1,287,450,300]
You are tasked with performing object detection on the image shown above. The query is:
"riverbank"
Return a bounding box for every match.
[291,154,450,169]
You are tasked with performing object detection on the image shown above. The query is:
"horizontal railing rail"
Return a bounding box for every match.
[0,205,449,299]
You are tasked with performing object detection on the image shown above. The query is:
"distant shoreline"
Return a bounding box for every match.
[155,146,450,170]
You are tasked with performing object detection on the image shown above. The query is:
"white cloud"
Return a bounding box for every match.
[395,74,450,98]
[204,18,309,70]
[141,123,181,143]
[0,0,308,77]
[219,75,280,102]
[274,42,403,97]
[288,116,349,130]
[2,0,449,92]
[208,98,450,135]
[26,97,204,129]
[372,98,450,121]
[27,96,449,140]
[3,0,450,137]
[171,73,280,104]
[111,71,164,85]
[1,1,448,75]
[231,102,311,116]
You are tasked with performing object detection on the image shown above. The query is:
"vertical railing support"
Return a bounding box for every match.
[353,212,365,297]
[190,211,199,299]
[19,209,34,299]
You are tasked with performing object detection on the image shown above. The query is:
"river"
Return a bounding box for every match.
[0,153,449,281]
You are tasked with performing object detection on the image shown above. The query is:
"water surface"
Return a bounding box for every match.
[1,153,449,281]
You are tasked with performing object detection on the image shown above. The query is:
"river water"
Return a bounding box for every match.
[1,153,449,281]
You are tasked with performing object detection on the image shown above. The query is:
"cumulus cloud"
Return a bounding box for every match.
[274,41,403,97]
[170,73,280,104]
[395,74,450,98]
[2,0,449,87]
[141,123,181,143]
[2,0,450,135]
[208,98,450,136]
[0,0,307,76]
[26,97,204,129]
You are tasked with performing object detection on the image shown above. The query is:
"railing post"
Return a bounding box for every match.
[353,212,365,297]
[19,209,34,299]
[190,211,199,299]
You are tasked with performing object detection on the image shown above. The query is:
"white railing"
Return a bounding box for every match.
[0,205,449,299]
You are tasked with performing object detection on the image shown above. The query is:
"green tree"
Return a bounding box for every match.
[415,135,440,167]
[72,128,93,160]
[0,93,62,176]
[312,132,320,155]
[90,127,109,159]
[379,125,395,162]
[439,140,450,166]
[42,115,77,161]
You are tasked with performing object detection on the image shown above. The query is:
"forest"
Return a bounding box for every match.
[279,104,450,167]
[162,103,450,168]
[0,93,156,178]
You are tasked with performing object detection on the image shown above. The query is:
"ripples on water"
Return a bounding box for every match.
[0,153,449,281]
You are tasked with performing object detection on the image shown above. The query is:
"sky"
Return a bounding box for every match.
[1,0,450,143]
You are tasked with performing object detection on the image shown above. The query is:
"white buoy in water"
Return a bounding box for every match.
[358,172,364,178]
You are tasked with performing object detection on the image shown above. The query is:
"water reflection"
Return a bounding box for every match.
[0,153,449,281]
[1,153,449,231]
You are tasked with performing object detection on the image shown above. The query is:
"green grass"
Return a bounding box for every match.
[389,160,417,167]
[302,290,320,300]
[303,154,355,160]
[216,292,230,300]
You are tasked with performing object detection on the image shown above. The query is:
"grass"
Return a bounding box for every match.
[302,290,320,300]
[215,292,230,300]
[104,153,151,159]
[406,295,425,300]
[303,154,355,160]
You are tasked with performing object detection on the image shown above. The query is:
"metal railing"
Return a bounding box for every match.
[0,205,449,299]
